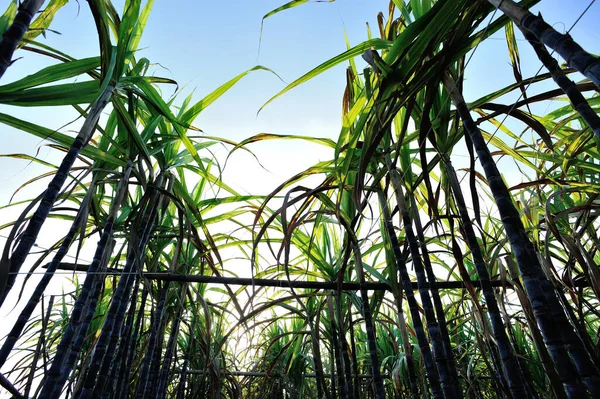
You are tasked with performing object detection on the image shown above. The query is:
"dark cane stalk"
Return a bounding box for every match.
[378,190,444,399]
[443,71,594,398]
[407,192,462,398]
[0,179,96,369]
[156,296,184,399]
[135,282,170,399]
[522,29,600,141]
[344,230,386,399]
[487,0,600,89]
[0,0,45,79]
[328,293,348,399]
[0,84,114,305]
[387,171,459,399]
[102,277,141,398]
[444,157,529,398]
[40,163,132,398]
[0,372,24,399]
[76,174,166,398]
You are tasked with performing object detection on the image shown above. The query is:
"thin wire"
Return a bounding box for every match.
[7,271,135,275]
[571,0,596,31]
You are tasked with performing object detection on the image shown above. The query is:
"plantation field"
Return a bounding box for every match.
[0,0,600,398]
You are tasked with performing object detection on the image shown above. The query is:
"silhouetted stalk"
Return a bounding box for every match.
[443,72,592,397]
[103,277,141,398]
[385,167,458,399]
[408,192,462,397]
[77,174,165,398]
[336,293,355,399]
[481,333,510,396]
[391,283,419,398]
[310,307,330,399]
[545,279,600,396]
[157,299,184,399]
[555,283,600,365]
[41,163,132,398]
[94,276,142,398]
[328,294,348,399]
[0,84,114,305]
[176,328,195,399]
[0,0,45,79]
[444,157,529,398]
[379,167,419,398]
[0,372,23,398]
[0,185,94,369]
[330,340,337,399]
[378,190,443,398]
[348,305,361,399]
[116,287,148,399]
[506,277,567,399]
[154,241,186,398]
[55,238,115,398]
[522,30,600,140]
[136,282,170,398]
[487,0,600,89]
[150,315,169,397]
[24,295,54,398]
[346,234,385,399]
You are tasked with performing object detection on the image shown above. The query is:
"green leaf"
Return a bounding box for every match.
[230,133,336,156]
[23,0,68,45]
[0,80,100,106]
[0,57,100,92]
[0,0,17,37]
[0,112,125,165]
[181,65,275,125]
[260,38,392,112]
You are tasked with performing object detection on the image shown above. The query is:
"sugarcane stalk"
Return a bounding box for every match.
[0,0,45,79]
[345,231,386,399]
[522,30,600,140]
[408,192,463,397]
[347,304,362,399]
[135,282,170,398]
[93,276,143,398]
[156,298,184,399]
[487,0,600,89]
[378,190,444,398]
[76,174,165,398]
[0,372,24,399]
[443,71,592,397]
[390,280,420,398]
[328,293,348,399]
[336,292,356,399]
[0,84,115,306]
[386,163,459,399]
[176,330,195,399]
[24,295,55,398]
[116,287,148,398]
[0,181,95,369]
[41,163,132,398]
[444,157,529,398]
[52,237,116,398]
[102,277,141,398]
